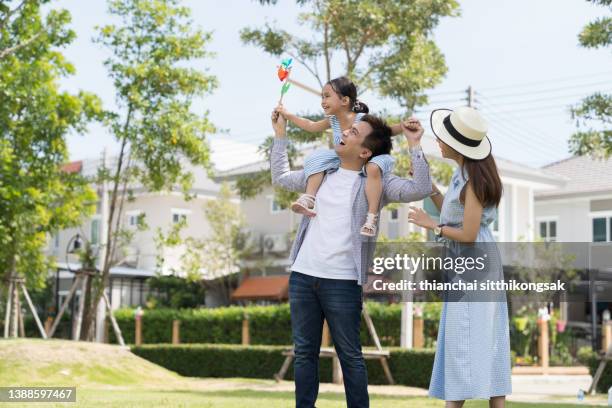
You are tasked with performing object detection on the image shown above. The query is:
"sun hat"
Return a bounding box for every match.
[430,106,491,160]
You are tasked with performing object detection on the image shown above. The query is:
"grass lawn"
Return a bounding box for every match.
[0,339,601,407]
[0,389,595,408]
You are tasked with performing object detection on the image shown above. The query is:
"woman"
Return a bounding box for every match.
[407,106,512,408]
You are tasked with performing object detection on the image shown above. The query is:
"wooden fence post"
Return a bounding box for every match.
[242,315,250,346]
[135,314,142,346]
[413,316,424,349]
[602,320,611,354]
[538,318,549,372]
[172,320,180,345]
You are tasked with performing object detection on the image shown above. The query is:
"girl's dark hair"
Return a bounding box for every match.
[327,76,369,114]
[459,155,503,208]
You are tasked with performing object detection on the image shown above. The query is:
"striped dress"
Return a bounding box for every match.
[428,167,512,401]
[302,113,395,178]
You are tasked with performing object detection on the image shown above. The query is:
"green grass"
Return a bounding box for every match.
[0,389,597,408]
[0,339,601,408]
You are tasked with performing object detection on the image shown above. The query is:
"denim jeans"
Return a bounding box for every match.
[289,271,369,408]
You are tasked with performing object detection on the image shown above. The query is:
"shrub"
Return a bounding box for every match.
[131,343,435,387]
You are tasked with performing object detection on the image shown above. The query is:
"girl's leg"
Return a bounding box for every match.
[291,172,324,217]
[489,396,505,408]
[360,163,383,236]
[446,401,465,408]
[305,172,324,197]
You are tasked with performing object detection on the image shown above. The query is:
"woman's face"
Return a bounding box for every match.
[321,83,347,115]
[436,137,459,160]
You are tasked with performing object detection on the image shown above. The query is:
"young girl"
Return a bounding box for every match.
[407,106,511,408]
[276,76,400,236]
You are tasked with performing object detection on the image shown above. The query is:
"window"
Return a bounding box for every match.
[126,211,143,228]
[538,220,557,242]
[389,208,399,222]
[268,195,284,214]
[593,217,609,242]
[171,208,190,224]
[91,218,100,245]
[54,234,60,249]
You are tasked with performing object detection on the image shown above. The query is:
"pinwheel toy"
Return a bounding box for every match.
[277,58,293,104]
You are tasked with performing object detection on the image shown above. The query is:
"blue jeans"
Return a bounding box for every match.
[289,271,369,408]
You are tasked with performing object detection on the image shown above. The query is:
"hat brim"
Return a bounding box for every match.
[430,109,491,160]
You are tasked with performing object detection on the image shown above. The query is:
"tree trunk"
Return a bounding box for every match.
[79,271,94,341]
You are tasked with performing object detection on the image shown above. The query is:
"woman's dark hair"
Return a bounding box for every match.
[327,76,369,114]
[459,155,503,208]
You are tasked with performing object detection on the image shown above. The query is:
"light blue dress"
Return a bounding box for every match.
[428,167,512,401]
[302,113,395,177]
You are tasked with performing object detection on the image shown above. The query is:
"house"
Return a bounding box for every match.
[46,153,224,315]
[534,155,612,340]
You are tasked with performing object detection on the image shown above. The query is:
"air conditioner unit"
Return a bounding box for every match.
[263,233,289,253]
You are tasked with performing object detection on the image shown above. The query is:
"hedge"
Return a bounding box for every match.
[111,303,442,347]
[131,343,435,388]
[586,355,612,393]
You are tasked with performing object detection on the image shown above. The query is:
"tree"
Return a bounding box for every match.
[181,184,245,305]
[84,0,217,336]
[0,0,101,335]
[569,0,611,158]
[0,0,67,59]
[237,0,458,202]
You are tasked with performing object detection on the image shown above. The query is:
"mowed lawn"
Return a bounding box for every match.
[0,389,596,408]
[0,339,599,408]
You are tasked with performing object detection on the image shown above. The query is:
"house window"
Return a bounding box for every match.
[389,208,399,222]
[127,211,143,228]
[593,217,610,242]
[269,196,283,214]
[538,220,557,242]
[171,209,190,224]
[91,218,100,245]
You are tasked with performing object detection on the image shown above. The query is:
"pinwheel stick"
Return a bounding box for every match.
[279,69,292,105]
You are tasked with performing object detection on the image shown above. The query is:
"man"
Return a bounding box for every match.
[270,109,432,408]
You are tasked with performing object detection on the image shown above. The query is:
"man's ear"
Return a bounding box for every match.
[359,147,373,160]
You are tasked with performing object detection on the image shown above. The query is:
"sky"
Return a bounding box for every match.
[53,0,611,169]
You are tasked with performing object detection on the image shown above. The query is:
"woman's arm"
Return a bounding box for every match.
[277,105,330,133]
[408,182,483,243]
[429,183,444,212]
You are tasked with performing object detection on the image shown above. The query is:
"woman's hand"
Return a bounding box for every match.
[407,205,437,230]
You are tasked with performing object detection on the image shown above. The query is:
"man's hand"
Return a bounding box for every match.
[401,117,424,148]
[271,107,287,138]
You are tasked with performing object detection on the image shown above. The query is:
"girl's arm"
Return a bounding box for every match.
[277,105,330,133]
[408,182,483,243]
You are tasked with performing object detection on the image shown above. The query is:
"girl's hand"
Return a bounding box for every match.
[407,205,437,230]
[401,117,424,146]
[275,103,291,119]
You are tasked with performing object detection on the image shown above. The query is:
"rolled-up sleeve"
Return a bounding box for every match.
[271,138,307,192]
[383,148,432,203]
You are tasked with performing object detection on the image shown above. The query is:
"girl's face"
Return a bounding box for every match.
[321,83,349,115]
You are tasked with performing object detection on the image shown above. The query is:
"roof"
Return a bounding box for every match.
[536,155,612,199]
[230,275,289,301]
[61,161,83,174]
[54,262,156,278]
[215,134,564,187]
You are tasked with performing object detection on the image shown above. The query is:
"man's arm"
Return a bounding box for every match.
[270,109,307,192]
[383,147,433,203]
[383,118,433,203]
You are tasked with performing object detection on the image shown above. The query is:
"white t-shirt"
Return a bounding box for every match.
[291,167,360,280]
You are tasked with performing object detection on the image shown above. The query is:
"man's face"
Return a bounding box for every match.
[335,120,373,161]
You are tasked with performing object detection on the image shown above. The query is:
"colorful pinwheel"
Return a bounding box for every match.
[277,58,293,103]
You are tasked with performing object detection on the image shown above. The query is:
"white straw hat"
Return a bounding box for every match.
[430,107,491,160]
